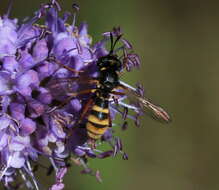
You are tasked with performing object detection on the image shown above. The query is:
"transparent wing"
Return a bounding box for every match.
[40,76,98,99]
[118,81,171,123]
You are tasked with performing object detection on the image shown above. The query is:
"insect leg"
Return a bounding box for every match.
[78,97,94,123]
[66,89,96,97]
[110,91,125,96]
[48,56,84,74]
[108,108,112,128]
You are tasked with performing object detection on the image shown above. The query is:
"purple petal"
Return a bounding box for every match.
[70,99,82,112]
[28,99,45,118]
[122,152,128,160]
[0,71,12,94]
[78,22,92,46]
[74,147,86,157]
[9,152,25,168]
[54,141,65,155]
[101,128,113,141]
[0,116,11,130]
[50,118,66,139]
[79,22,88,36]
[46,8,58,33]
[0,17,17,43]
[32,39,48,62]
[18,50,35,69]
[93,41,108,58]
[37,87,52,104]
[20,118,36,136]
[81,168,92,174]
[10,103,25,120]
[37,61,57,79]
[56,167,67,181]
[50,183,64,190]
[97,150,113,159]
[95,170,102,183]
[86,149,96,158]
[2,56,19,72]
[16,70,40,96]
[9,136,30,151]
[121,38,132,49]
[0,133,9,149]
[0,18,17,59]
[17,70,39,87]
[53,34,77,57]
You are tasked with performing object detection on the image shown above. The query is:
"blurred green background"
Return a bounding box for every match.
[1,0,219,190]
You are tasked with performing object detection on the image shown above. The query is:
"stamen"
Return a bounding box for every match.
[76,41,82,54]
[97,150,113,159]
[115,137,123,151]
[63,11,71,22]
[72,3,80,28]
[17,35,41,48]
[122,107,128,120]
[110,105,136,121]
[121,121,128,130]
[119,80,137,91]
[19,169,34,189]
[25,161,40,190]
[17,16,39,39]
[113,142,118,157]
[0,156,12,180]
[135,114,140,127]
[49,157,59,173]
[121,38,132,49]
[118,101,139,112]
[122,152,128,160]
[136,83,144,97]
[79,158,91,173]
[6,0,14,18]
[95,170,102,183]
[52,0,62,12]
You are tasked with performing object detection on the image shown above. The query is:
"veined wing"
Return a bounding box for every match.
[40,76,98,98]
[118,81,171,123]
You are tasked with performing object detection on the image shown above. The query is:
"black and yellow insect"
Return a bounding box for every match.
[84,52,122,140]
[43,33,171,142]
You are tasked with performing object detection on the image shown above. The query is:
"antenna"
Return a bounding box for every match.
[109,33,122,55]
[109,32,114,54]
[112,35,122,50]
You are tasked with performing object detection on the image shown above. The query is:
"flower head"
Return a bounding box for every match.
[0,1,166,189]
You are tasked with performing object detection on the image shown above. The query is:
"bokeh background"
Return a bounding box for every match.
[1,0,219,190]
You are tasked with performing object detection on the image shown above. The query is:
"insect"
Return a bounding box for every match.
[42,31,171,143]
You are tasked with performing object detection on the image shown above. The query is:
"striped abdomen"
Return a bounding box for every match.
[86,97,110,140]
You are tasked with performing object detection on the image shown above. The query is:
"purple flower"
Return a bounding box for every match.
[0,17,17,59]
[0,0,157,189]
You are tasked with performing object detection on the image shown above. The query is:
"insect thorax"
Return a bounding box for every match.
[98,69,119,92]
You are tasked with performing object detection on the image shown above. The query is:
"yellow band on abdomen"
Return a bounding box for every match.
[86,122,109,135]
[92,105,109,113]
[87,115,109,125]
